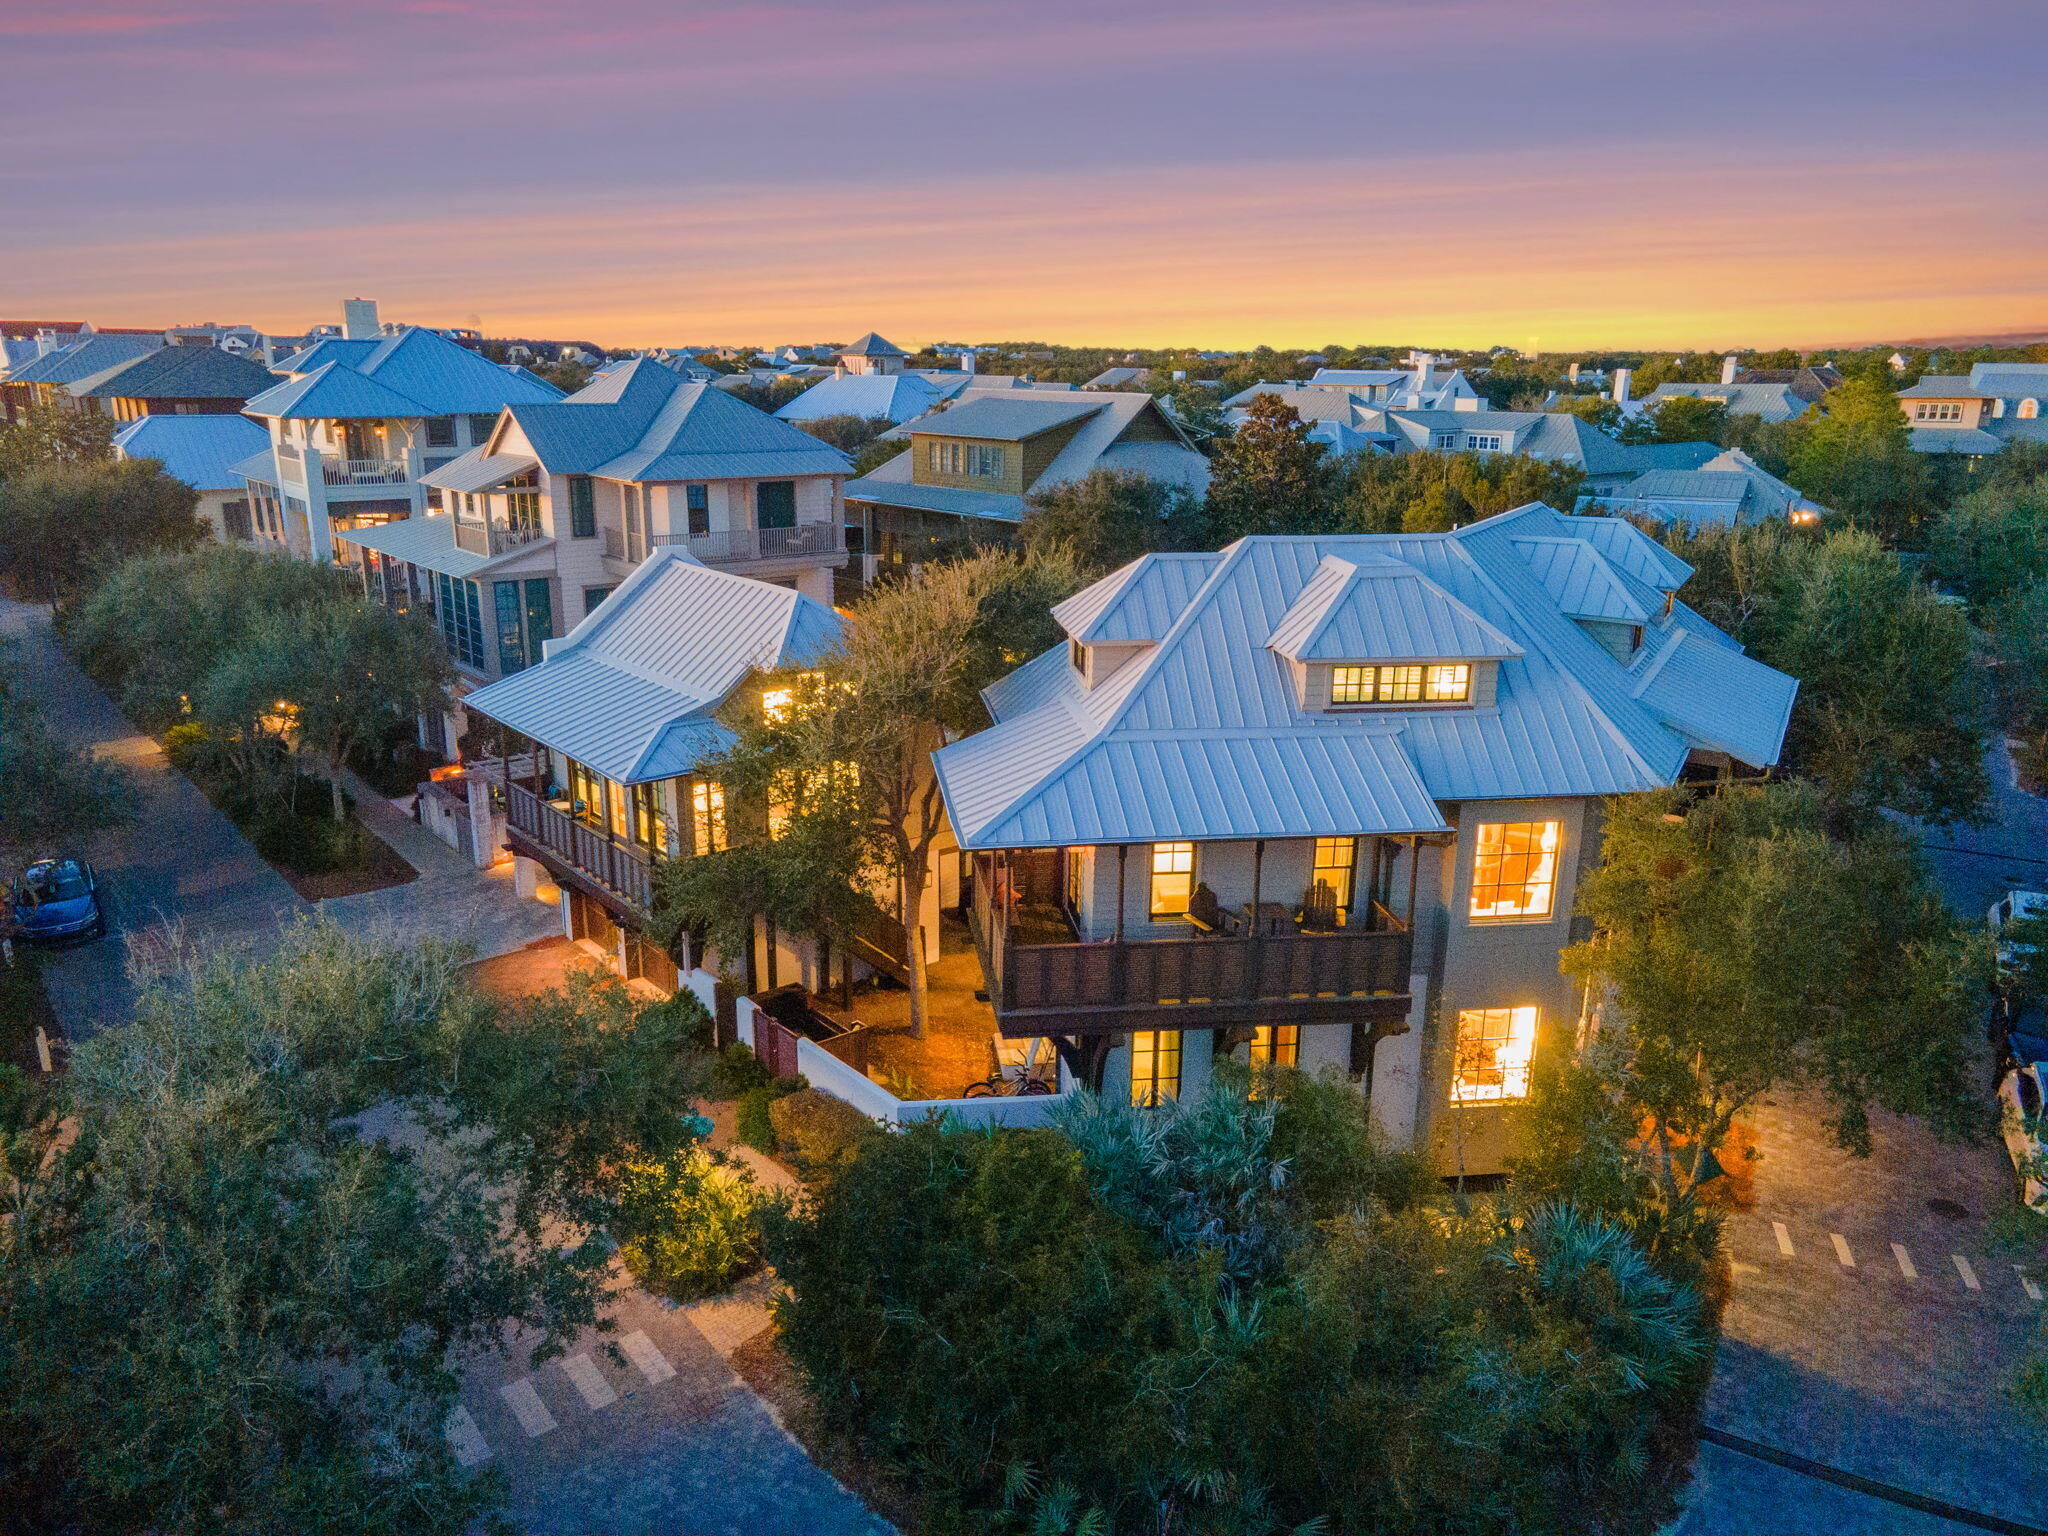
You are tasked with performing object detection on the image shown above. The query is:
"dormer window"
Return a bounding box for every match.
[1330,662,1471,706]
[926,440,1005,479]
[1466,433,1503,452]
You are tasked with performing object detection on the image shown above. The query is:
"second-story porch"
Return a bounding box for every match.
[967,837,1420,1040]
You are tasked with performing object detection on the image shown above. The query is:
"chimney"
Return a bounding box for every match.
[1720,354,1739,385]
[341,298,380,340]
[1411,351,1434,397]
[1612,367,1633,405]
[35,329,62,358]
[960,349,976,375]
[1567,362,1581,384]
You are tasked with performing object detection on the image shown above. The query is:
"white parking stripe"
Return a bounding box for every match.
[1772,1221,1795,1256]
[499,1377,558,1437]
[1891,1243,1919,1280]
[2017,1267,2044,1303]
[619,1329,676,1385]
[560,1352,618,1410]
[1830,1233,1855,1268]
[445,1405,491,1467]
[1953,1255,1982,1291]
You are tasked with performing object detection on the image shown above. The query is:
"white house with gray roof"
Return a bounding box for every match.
[929,502,1796,1174]
[843,389,1210,582]
[330,355,851,696]
[1632,379,1811,423]
[1581,447,1828,527]
[1896,362,2048,455]
[449,546,843,990]
[236,303,565,560]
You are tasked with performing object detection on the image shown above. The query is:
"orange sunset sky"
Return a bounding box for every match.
[6,0,2046,351]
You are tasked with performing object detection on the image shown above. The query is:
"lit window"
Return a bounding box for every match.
[1425,663,1471,702]
[1331,665,1373,704]
[1379,665,1422,702]
[1150,841,1195,917]
[1311,836,1356,917]
[2022,399,2041,420]
[691,781,728,853]
[1451,1006,1538,1102]
[1469,821,1561,919]
[1248,1024,1298,1070]
[762,687,794,723]
[1130,1029,1182,1105]
[1913,402,1963,423]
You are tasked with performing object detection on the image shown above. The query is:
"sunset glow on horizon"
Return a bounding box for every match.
[7,0,2046,351]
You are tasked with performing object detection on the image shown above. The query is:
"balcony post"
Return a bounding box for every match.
[1249,838,1264,1002]
[1114,844,1126,943]
[1404,834,1420,927]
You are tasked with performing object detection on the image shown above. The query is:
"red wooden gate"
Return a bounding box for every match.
[754,1014,800,1081]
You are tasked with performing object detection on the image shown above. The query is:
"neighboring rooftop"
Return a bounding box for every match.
[68,343,278,402]
[111,413,270,490]
[461,547,843,784]
[242,327,565,420]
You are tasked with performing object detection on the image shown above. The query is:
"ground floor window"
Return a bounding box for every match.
[1248,1024,1299,1069]
[1450,1005,1538,1103]
[1130,1029,1182,1106]
[432,571,488,672]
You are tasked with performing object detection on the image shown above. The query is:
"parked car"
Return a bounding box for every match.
[1998,1061,2048,1211]
[1989,888,2048,981]
[10,858,104,943]
[1992,996,2048,1074]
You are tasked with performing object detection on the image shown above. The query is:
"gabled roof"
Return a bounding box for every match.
[111,413,270,491]
[1266,554,1523,662]
[1630,630,1797,768]
[243,360,433,421]
[7,334,160,386]
[933,503,1795,850]
[69,343,277,402]
[1637,381,1808,420]
[1055,553,1225,644]
[1909,425,2004,454]
[242,327,564,419]
[904,396,1104,441]
[505,359,850,482]
[775,371,951,425]
[461,548,843,783]
[331,511,513,580]
[839,331,907,358]
[1509,537,1653,623]
[420,451,539,494]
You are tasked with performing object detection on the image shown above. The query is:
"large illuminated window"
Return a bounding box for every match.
[1451,1006,1538,1102]
[1130,1030,1182,1106]
[1330,663,1461,706]
[1248,1024,1298,1070]
[1311,836,1356,917]
[1425,663,1471,701]
[1469,820,1561,919]
[761,686,794,723]
[691,780,728,854]
[1150,841,1195,917]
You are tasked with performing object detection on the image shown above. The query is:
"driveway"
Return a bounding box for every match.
[1673,1091,2048,1534]
[1,598,303,1036]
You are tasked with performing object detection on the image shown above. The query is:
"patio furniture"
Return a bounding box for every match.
[1298,880,1341,933]
[1240,901,1293,936]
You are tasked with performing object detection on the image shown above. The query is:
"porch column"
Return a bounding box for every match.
[1114,844,1127,943]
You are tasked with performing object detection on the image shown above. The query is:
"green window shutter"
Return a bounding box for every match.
[568,475,596,538]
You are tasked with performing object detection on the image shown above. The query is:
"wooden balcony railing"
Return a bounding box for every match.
[453,518,546,557]
[323,456,409,486]
[503,782,653,914]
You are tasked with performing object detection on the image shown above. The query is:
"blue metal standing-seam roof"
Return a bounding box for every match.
[1630,630,1797,767]
[775,372,949,424]
[419,451,540,494]
[1054,553,1223,644]
[1509,537,1653,623]
[933,502,1796,850]
[112,414,269,491]
[463,548,843,783]
[1266,555,1524,662]
[7,334,160,386]
[330,514,507,579]
[243,361,435,420]
[353,328,564,414]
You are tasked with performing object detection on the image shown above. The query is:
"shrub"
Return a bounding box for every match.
[710,1040,772,1098]
[614,1145,771,1302]
[768,1088,882,1181]
[734,1076,804,1152]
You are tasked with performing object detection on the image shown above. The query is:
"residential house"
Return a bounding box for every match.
[451,547,844,992]
[1896,362,2048,456]
[1633,379,1810,423]
[1309,353,1481,407]
[63,342,278,421]
[929,503,1796,1174]
[1351,405,1720,492]
[775,330,1080,425]
[843,390,1210,581]
[329,355,852,707]
[1733,362,1841,405]
[235,302,565,560]
[1086,366,1153,390]
[111,413,271,543]
[1582,447,1827,526]
[1,332,163,422]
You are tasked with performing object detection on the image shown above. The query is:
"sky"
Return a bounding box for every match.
[5,0,2046,352]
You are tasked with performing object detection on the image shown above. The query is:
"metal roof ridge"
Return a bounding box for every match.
[1627,628,1689,698]
[1442,521,1675,789]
